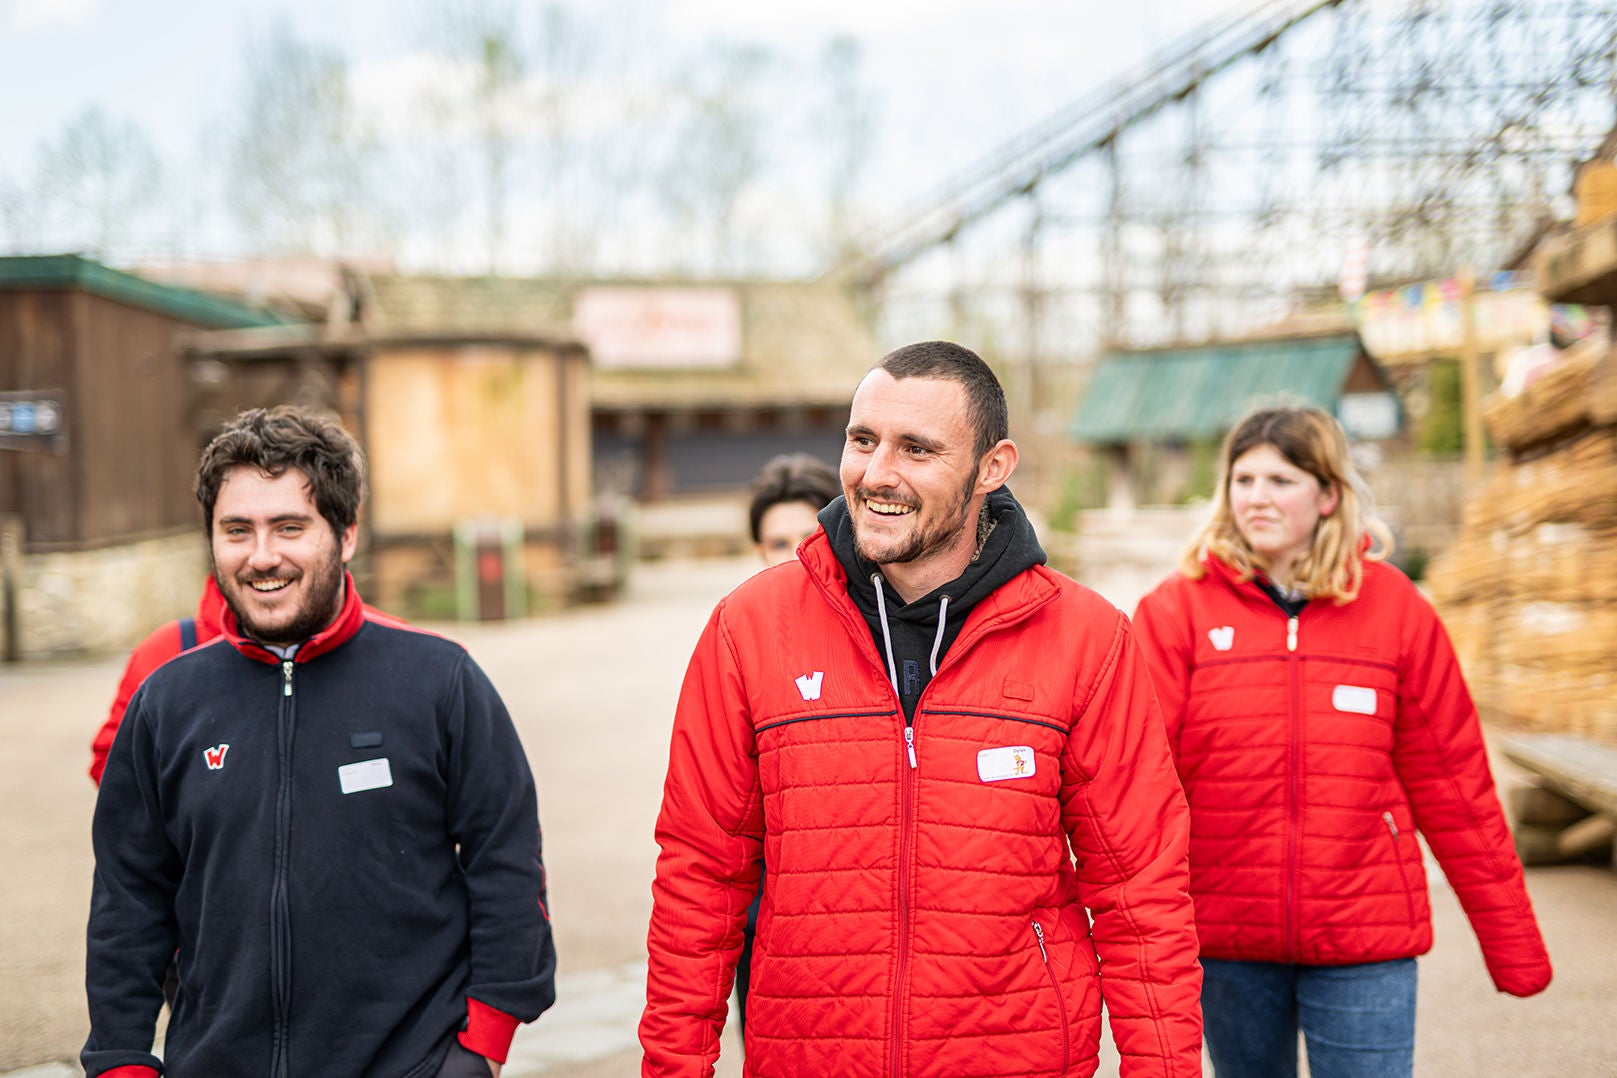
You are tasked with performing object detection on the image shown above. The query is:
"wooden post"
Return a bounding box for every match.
[0,513,20,663]
[1457,267,1485,484]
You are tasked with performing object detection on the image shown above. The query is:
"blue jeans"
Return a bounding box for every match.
[1201,958,1417,1078]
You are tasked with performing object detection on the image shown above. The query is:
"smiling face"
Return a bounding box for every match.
[1228,443,1339,585]
[210,465,357,647]
[841,370,1016,601]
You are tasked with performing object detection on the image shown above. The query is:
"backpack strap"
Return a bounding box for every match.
[178,616,198,652]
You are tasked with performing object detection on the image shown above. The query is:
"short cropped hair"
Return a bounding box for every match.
[747,453,841,543]
[195,405,366,537]
[874,341,1008,459]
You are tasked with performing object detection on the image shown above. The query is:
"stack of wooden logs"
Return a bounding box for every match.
[1425,338,1617,866]
[1426,338,1617,743]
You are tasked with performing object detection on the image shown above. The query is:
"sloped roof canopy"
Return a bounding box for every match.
[1070,333,1373,444]
[0,254,299,329]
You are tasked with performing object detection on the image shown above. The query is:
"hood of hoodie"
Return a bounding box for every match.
[819,486,1046,718]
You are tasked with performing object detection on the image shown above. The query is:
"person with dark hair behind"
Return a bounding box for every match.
[747,452,841,568]
[730,452,840,1038]
[1132,405,1550,1077]
[84,405,556,1078]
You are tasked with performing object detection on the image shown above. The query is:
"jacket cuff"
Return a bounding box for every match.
[459,996,521,1063]
[100,1069,161,1078]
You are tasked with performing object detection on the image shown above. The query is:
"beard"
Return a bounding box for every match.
[851,472,977,567]
[214,547,347,648]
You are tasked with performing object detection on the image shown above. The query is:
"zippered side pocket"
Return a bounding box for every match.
[1033,919,1071,1073]
[1383,810,1418,924]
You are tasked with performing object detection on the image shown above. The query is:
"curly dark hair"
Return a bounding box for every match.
[195,405,366,538]
[747,453,841,543]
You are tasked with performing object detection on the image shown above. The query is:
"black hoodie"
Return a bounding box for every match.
[820,486,1047,722]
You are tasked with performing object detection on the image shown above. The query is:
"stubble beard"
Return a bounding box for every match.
[852,473,977,568]
[214,549,347,648]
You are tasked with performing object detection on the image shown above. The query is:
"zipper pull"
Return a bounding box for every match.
[1033,921,1048,962]
[1286,616,1298,652]
[1383,810,1398,838]
[282,660,294,697]
[905,725,917,769]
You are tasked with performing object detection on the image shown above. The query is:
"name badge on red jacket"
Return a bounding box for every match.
[977,745,1036,782]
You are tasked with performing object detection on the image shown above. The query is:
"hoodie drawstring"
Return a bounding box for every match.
[875,576,954,771]
[871,573,900,697]
[929,595,949,676]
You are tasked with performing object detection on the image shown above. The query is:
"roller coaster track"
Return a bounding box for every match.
[831,0,1350,290]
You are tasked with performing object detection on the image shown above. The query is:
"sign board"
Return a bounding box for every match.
[0,391,67,452]
[573,287,742,370]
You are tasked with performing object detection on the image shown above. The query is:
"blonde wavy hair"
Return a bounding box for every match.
[1181,405,1393,603]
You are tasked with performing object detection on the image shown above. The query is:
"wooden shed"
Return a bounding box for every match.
[0,255,299,659]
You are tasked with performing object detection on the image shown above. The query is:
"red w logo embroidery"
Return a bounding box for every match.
[203,744,230,770]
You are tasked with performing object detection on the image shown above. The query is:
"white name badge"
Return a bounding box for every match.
[978,745,1036,783]
[1332,685,1378,716]
[338,757,393,795]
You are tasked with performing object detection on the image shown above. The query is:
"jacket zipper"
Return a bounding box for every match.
[810,569,1051,1078]
[1032,921,1071,1071]
[892,699,918,1077]
[1284,614,1300,962]
[1383,811,1418,924]
[269,659,296,1078]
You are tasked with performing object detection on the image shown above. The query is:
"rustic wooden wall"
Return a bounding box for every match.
[0,289,202,549]
[71,292,203,544]
[366,343,590,539]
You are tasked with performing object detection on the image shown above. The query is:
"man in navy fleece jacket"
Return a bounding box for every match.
[84,405,555,1078]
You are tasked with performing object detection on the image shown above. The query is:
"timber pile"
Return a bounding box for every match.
[1425,341,1617,746]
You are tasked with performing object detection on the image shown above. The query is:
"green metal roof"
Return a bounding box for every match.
[1069,334,1364,444]
[0,254,299,330]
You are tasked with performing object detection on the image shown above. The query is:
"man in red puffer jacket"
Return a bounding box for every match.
[640,342,1202,1078]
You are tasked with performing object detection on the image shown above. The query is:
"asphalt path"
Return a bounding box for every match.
[2,554,1613,1076]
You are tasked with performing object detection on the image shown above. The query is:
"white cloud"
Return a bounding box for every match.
[5,0,97,33]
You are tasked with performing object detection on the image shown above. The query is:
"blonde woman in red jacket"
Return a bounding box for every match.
[1132,405,1551,1078]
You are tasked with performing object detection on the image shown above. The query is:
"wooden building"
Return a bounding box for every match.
[359,275,878,501]
[0,254,300,659]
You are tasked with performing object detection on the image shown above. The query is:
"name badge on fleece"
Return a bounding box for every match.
[338,757,393,795]
[978,745,1036,783]
[1332,685,1377,716]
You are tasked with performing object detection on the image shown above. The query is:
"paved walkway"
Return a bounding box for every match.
[3,554,1615,1076]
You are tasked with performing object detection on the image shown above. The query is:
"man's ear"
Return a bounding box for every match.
[339,522,359,564]
[976,439,1019,494]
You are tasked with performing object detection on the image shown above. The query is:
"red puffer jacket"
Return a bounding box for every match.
[641,531,1202,1078]
[1132,555,1551,995]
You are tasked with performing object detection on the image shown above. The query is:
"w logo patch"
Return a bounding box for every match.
[794,671,824,701]
[203,744,230,770]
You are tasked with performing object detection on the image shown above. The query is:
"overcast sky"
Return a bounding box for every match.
[0,0,1223,252]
